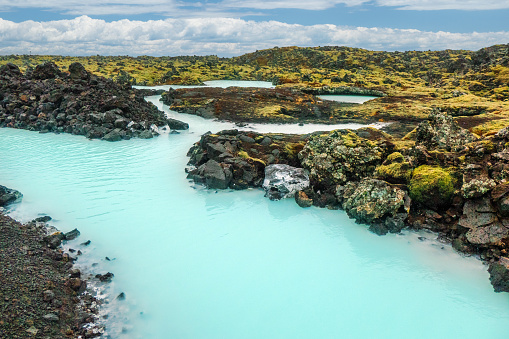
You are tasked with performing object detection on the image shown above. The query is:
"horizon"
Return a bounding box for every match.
[2,43,507,59]
[0,1,508,57]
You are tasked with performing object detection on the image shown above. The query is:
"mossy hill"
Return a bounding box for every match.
[3,44,506,135]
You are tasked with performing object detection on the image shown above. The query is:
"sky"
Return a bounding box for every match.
[0,0,508,56]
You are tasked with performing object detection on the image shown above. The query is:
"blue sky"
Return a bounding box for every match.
[0,1,508,56]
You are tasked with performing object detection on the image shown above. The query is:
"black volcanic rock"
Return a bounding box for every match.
[0,62,187,141]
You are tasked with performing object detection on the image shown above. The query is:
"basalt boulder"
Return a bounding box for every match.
[415,109,477,151]
[488,257,509,293]
[262,164,310,200]
[340,179,409,234]
[0,185,22,207]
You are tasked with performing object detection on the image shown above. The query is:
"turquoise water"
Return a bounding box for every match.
[318,94,378,103]
[1,90,509,338]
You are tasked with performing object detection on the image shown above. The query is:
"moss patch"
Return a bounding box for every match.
[409,165,457,209]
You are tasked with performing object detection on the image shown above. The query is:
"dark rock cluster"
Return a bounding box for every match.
[186,129,305,190]
[0,62,187,141]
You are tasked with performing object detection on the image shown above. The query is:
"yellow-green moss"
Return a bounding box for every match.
[237,150,266,166]
[386,152,404,163]
[409,165,457,208]
[375,152,411,184]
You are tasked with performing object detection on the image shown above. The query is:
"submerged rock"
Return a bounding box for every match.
[262,164,310,200]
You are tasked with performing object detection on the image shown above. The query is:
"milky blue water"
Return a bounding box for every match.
[1,83,509,338]
[318,94,378,103]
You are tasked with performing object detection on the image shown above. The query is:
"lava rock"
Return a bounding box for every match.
[263,164,310,200]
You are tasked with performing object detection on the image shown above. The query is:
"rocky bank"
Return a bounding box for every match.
[186,110,509,293]
[0,186,113,338]
[0,62,188,141]
[161,86,375,125]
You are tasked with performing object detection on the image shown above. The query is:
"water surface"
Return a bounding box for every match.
[1,82,508,338]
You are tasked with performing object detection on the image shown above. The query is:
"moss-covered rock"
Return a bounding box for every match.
[409,165,457,210]
[341,179,408,230]
[416,109,477,151]
[375,152,413,184]
[299,129,391,187]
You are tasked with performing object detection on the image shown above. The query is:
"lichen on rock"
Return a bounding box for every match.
[415,108,477,151]
[299,129,391,188]
[341,178,408,232]
[375,151,413,184]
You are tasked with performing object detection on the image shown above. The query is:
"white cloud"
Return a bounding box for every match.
[0,16,507,56]
[376,0,509,10]
[1,0,508,17]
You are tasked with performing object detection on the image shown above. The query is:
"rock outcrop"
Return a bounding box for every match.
[299,128,393,189]
[161,86,371,124]
[0,62,187,141]
[186,130,307,190]
[0,185,22,207]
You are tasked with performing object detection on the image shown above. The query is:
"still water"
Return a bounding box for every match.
[1,82,508,338]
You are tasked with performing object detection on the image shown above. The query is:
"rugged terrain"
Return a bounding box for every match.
[0,62,188,141]
[185,111,509,293]
[0,187,102,338]
[2,44,508,135]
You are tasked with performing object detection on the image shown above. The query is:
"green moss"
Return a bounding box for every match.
[237,150,266,166]
[409,165,457,209]
[386,152,404,163]
[375,162,412,184]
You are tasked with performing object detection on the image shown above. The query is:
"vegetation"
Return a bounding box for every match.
[2,44,508,134]
[409,165,457,208]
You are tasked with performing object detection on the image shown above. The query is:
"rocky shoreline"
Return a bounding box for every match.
[161,86,375,125]
[0,186,115,338]
[0,62,188,142]
[185,110,509,293]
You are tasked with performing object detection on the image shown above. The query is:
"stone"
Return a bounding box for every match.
[299,129,389,186]
[167,118,189,130]
[206,143,229,161]
[465,222,509,245]
[95,272,114,282]
[43,313,59,322]
[488,257,509,293]
[342,179,407,225]
[415,109,477,151]
[32,62,62,80]
[200,159,231,189]
[103,129,123,142]
[33,215,52,223]
[239,135,255,143]
[43,290,55,302]
[44,232,64,249]
[68,62,89,80]
[64,228,80,240]
[262,164,310,200]
[0,185,23,207]
[0,63,22,78]
[295,190,313,208]
[138,130,154,139]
